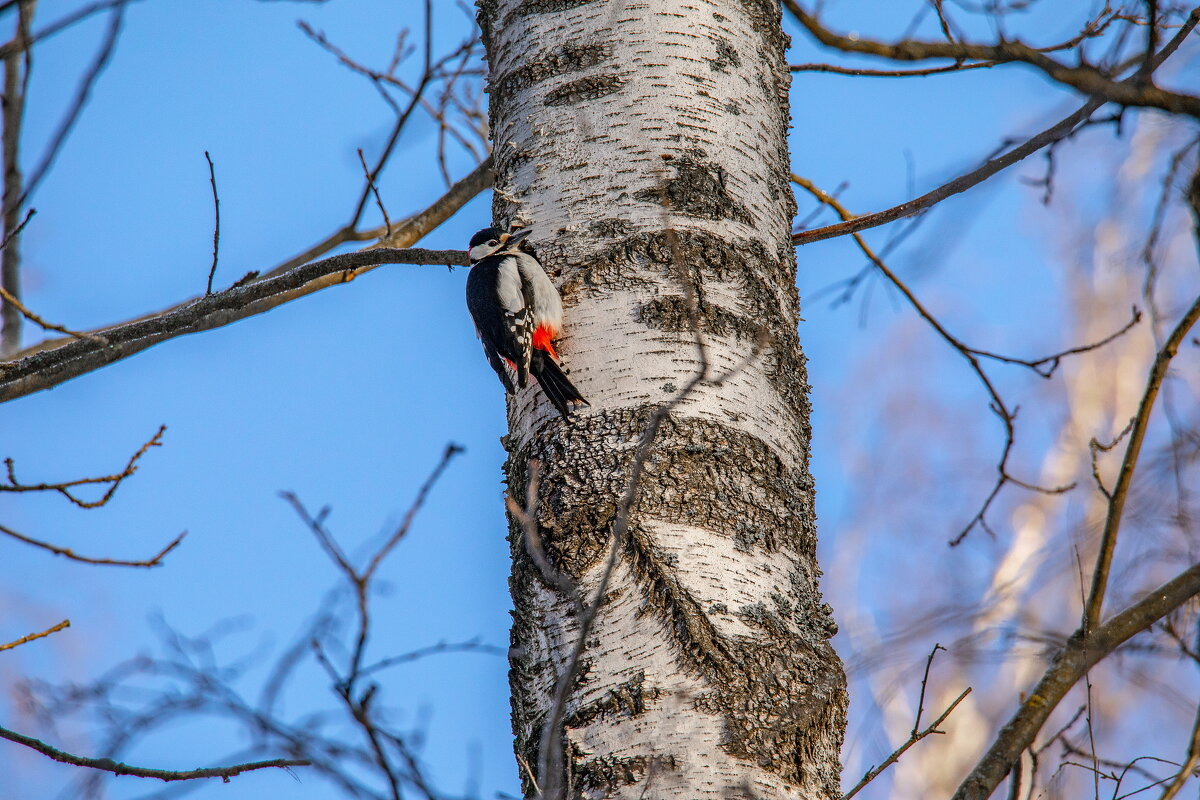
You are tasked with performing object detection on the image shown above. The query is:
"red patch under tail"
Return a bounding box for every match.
[532,325,559,360]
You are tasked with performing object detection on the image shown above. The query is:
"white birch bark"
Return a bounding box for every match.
[477,1,847,796]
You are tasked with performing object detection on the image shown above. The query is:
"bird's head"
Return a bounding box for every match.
[468,226,531,263]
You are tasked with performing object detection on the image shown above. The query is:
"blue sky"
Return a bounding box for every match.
[3,1,1195,798]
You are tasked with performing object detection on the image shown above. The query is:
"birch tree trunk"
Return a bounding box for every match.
[477,1,847,796]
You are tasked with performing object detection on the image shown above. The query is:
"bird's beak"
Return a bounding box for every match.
[505,228,532,245]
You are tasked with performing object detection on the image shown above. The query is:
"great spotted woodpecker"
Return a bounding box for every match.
[465,227,589,418]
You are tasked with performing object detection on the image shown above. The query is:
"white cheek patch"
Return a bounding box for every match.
[468,243,492,262]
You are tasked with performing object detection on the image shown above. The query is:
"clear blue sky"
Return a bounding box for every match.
[3,1,1193,798]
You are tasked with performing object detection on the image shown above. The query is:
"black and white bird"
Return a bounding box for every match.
[465,226,588,418]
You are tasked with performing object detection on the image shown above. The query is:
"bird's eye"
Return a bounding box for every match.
[488,239,498,246]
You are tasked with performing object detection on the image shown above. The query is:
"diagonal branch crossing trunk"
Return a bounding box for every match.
[477,0,847,796]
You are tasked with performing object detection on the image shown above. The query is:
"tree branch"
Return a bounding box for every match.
[1159,701,1200,800]
[784,3,1200,117]
[0,523,185,567]
[792,97,1105,246]
[0,247,467,402]
[1,424,164,508]
[952,561,1200,800]
[1082,291,1200,634]
[0,618,68,651]
[789,7,1200,246]
[843,643,972,800]
[0,724,308,781]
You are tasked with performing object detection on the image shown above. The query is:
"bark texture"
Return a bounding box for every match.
[477,1,847,796]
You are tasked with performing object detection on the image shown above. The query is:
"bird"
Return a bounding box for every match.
[465,226,589,418]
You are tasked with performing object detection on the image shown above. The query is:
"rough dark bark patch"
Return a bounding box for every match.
[504,0,597,26]
[505,407,842,793]
[544,74,625,107]
[566,670,660,728]
[507,409,817,573]
[636,295,760,340]
[491,41,610,111]
[710,38,741,71]
[552,229,811,426]
[572,749,678,792]
[634,150,752,224]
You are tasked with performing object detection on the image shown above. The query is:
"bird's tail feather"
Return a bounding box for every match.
[531,351,589,419]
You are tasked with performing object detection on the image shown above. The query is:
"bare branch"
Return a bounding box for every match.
[793,97,1105,246]
[363,442,463,582]
[204,151,220,295]
[953,561,1200,800]
[790,9,1200,246]
[0,618,68,652]
[0,247,468,403]
[1,425,164,508]
[0,0,135,62]
[1159,702,1200,800]
[791,172,1081,542]
[1083,292,1200,634]
[18,1,125,209]
[0,284,108,346]
[0,724,308,781]
[784,3,1200,117]
[791,59,999,76]
[0,523,185,567]
[844,687,973,800]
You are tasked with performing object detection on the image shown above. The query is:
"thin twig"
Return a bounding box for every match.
[204,151,220,294]
[0,618,68,652]
[363,443,463,582]
[506,460,586,614]
[844,686,974,799]
[0,524,185,567]
[0,284,108,345]
[2,424,164,508]
[357,148,391,240]
[0,205,32,250]
[913,643,947,737]
[359,638,505,678]
[17,1,125,210]
[1087,418,1135,500]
